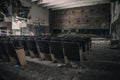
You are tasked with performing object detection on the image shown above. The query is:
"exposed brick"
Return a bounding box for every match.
[50,4,111,30]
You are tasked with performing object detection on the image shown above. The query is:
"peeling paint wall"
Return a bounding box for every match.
[111,0,120,39]
[111,1,120,23]
[20,0,49,26]
[12,0,50,35]
[28,4,49,26]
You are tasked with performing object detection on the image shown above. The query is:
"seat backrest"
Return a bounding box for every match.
[49,41,64,59]
[63,42,80,61]
[37,40,50,54]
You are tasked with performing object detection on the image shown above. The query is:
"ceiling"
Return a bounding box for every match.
[31,0,110,10]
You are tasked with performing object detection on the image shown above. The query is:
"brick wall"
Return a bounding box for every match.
[50,3,111,34]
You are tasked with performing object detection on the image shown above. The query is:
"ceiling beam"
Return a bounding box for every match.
[38,0,75,6]
[38,0,57,4]
[31,0,38,2]
[52,3,110,10]
[41,0,109,7]
[46,0,110,10]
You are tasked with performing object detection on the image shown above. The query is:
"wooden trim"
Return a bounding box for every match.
[50,53,56,62]
[49,44,56,62]
[36,44,41,58]
[40,52,45,60]
[29,50,35,58]
[16,48,27,68]
[79,48,83,67]
[62,47,69,64]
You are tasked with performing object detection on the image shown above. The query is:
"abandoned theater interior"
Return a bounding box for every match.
[0,0,120,80]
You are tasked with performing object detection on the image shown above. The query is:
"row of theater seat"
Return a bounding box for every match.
[0,36,91,66]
